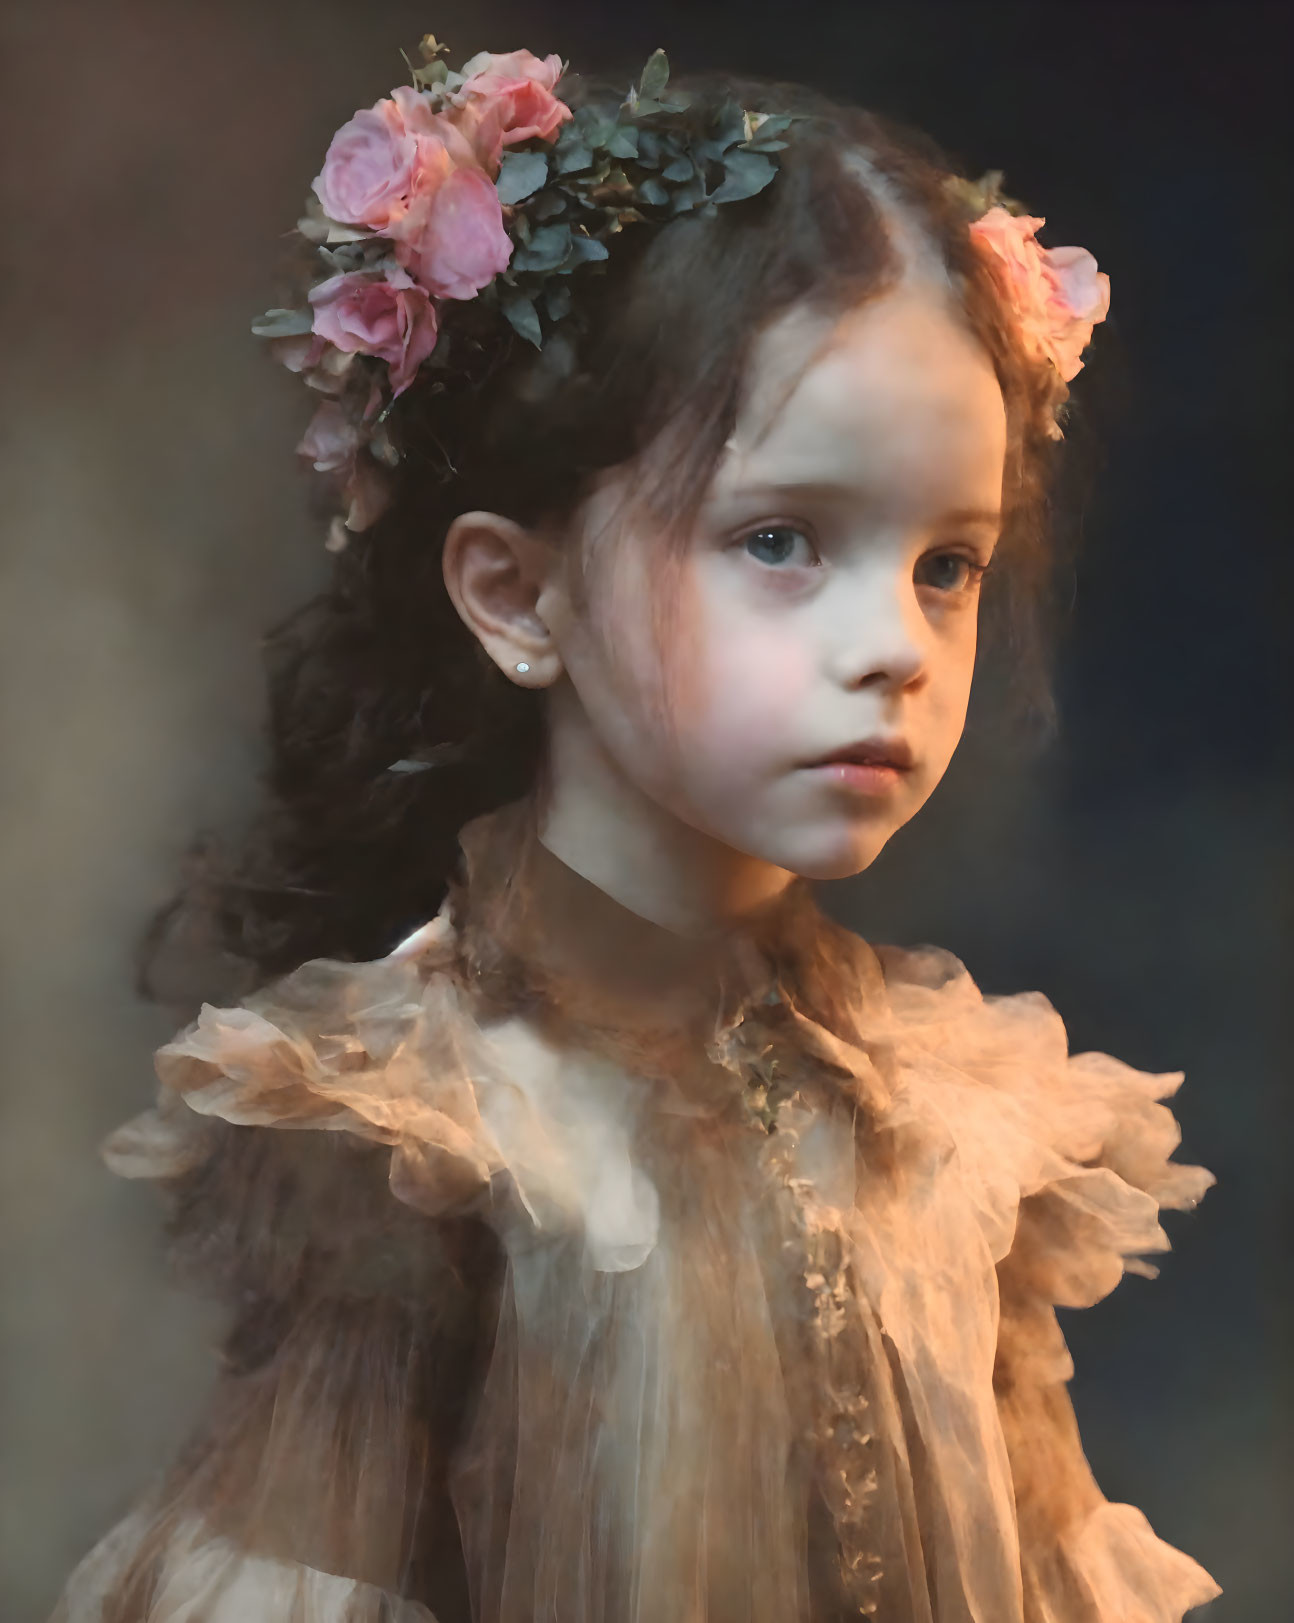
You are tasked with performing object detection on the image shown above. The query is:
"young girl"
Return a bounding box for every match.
[50,33,1221,1623]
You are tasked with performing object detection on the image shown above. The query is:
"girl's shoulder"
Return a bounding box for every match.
[104,904,511,1311]
[105,899,658,1288]
[109,901,1214,1317]
[870,933,1212,1205]
[829,926,1215,1306]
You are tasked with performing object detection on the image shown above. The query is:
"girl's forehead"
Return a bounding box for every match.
[716,289,1006,510]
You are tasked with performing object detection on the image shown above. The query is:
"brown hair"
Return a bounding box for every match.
[140,68,1084,1010]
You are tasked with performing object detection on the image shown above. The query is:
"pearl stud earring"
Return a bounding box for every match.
[515,662,530,674]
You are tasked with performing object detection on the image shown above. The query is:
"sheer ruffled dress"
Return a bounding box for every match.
[51,795,1222,1622]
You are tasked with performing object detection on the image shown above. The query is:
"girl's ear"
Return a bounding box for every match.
[441,511,566,687]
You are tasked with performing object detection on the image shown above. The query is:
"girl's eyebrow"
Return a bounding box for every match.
[939,506,1004,530]
[715,479,1003,530]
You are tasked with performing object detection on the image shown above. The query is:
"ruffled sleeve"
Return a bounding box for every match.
[875,942,1222,1621]
[994,1051,1221,1620]
[49,913,500,1622]
[50,1505,437,1623]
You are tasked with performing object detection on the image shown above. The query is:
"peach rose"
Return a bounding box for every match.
[969,206,1111,381]
[457,48,565,84]
[392,165,513,301]
[314,88,481,235]
[308,267,439,395]
[389,84,478,170]
[448,48,572,173]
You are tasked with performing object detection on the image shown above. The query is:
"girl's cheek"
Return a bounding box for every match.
[687,614,815,771]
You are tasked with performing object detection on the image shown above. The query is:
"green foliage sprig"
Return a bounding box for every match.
[485,50,797,349]
[253,41,802,537]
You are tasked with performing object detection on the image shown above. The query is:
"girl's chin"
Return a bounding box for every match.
[761,820,895,881]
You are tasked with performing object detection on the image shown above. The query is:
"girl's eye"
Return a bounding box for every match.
[915,550,989,594]
[740,525,820,568]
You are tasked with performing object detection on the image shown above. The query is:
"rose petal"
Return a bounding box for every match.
[394,165,512,300]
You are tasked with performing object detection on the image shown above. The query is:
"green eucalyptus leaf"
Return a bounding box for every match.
[637,176,669,208]
[496,149,550,205]
[412,59,448,89]
[747,114,793,141]
[638,48,670,101]
[556,234,611,273]
[321,218,371,245]
[661,153,694,182]
[501,292,543,348]
[577,113,618,150]
[691,101,749,165]
[667,175,708,215]
[709,149,776,204]
[251,307,313,337]
[511,222,573,273]
[555,139,593,174]
[656,130,686,160]
[529,189,567,221]
[317,245,352,272]
[636,129,663,167]
[743,138,788,152]
[711,99,749,152]
[604,124,639,159]
[296,210,330,244]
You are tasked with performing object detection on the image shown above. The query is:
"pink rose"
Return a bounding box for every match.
[968,206,1111,381]
[389,84,479,170]
[314,88,475,234]
[448,49,572,173]
[313,100,420,231]
[457,48,565,85]
[392,165,513,301]
[1036,242,1112,381]
[297,401,360,471]
[308,267,439,395]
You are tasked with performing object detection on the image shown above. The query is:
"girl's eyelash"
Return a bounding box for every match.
[917,552,992,594]
[734,525,992,594]
[734,523,822,568]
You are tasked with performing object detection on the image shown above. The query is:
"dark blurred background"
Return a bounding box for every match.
[1,2,1287,1618]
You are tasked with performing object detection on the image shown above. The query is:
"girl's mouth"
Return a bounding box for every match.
[804,759,908,794]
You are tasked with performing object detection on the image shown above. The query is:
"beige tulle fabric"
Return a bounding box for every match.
[52,794,1222,1622]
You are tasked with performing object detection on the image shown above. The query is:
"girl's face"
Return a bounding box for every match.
[542,284,1008,882]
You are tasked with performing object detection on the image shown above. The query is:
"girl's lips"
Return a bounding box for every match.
[805,760,908,794]
[802,735,915,772]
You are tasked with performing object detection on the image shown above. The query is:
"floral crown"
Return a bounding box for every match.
[254,35,1110,546]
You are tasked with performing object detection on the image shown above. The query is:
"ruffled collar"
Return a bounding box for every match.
[440,794,828,1046]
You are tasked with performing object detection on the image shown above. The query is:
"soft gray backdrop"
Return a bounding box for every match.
[2,2,1286,1619]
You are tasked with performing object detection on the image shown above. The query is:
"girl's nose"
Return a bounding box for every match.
[826,576,928,693]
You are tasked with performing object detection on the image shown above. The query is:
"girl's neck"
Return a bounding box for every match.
[534,724,797,940]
